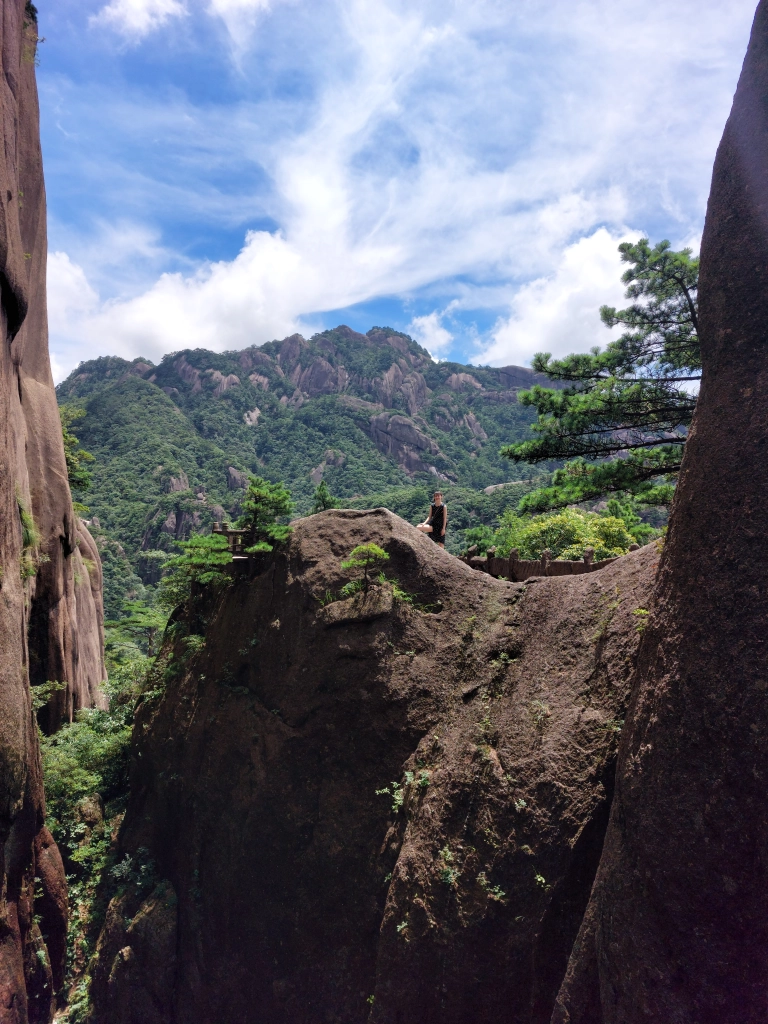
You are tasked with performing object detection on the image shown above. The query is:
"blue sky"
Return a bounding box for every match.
[40,0,757,380]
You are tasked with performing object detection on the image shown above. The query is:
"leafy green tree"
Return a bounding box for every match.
[311,480,337,514]
[492,507,634,561]
[341,543,389,594]
[40,628,155,992]
[60,406,95,509]
[502,239,700,511]
[157,533,232,611]
[461,525,495,555]
[105,600,168,658]
[238,476,294,553]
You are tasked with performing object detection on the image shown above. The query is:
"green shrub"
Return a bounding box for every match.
[493,507,633,561]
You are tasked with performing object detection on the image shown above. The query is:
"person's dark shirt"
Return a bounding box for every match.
[429,502,446,535]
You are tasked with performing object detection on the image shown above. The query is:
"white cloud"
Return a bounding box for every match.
[476,229,639,367]
[408,310,454,358]
[52,0,756,377]
[93,0,276,40]
[48,252,99,326]
[207,0,273,35]
[93,0,188,37]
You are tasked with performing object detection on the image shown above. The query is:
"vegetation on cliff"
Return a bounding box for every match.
[463,496,658,559]
[39,628,157,1020]
[60,406,95,513]
[505,239,700,511]
[238,476,294,552]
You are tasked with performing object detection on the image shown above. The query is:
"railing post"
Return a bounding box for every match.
[509,548,519,582]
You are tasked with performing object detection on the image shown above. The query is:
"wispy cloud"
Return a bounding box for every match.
[93,0,188,37]
[408,309,455,359]
[47,0,756,378]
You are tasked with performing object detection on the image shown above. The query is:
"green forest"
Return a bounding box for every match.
[56,325,552,615]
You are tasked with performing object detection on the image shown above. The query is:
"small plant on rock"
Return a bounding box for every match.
[341,543,389,594]
[529,699,551,730]
[375,780,405,814]
[633,607,650,632]
[477,872,507,902]
[439,846,459,887]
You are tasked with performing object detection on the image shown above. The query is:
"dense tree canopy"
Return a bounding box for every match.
[502,239,700,511]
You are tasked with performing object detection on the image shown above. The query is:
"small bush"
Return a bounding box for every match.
[341,543,389,593]
[493,506,633,561]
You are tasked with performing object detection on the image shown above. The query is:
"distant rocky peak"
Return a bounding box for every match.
[327,324,368,344]
[276,333,308,370]
[366,325,429,360]
[237,347,274,372]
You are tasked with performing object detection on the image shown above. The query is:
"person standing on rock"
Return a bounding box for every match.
[417,491,447,547]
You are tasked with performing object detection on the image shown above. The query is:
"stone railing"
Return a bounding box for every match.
[460,544,640,582]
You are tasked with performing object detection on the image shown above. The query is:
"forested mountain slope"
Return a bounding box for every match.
[56,325,549,614]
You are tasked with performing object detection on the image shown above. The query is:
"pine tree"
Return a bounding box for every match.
[341,544,389,594]
[503,239,699,511]
[156,534,233,611]
[237,476,294,553]
[311,480,337,514]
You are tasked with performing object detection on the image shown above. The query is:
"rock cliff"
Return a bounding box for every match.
[91,510,657,1024]
[81,4,768,1019]
[553,3,768,1020]
[0,2,105,1020]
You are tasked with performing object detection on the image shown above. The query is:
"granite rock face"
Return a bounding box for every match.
[91,509,657,1024]
[0,3,105,1019]
[553,4,768,1021]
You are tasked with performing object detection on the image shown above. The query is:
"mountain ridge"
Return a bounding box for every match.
[56,325,550,614]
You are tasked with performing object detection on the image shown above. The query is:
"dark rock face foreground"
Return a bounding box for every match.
[0,3,105,1020]
[93,509,657,1024]
[553,3,768,1021]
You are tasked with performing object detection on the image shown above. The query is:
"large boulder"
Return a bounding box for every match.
[553,4,768,1021]
[91,509,657,1023]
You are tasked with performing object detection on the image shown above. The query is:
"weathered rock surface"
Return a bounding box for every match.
[93,509,657,1024]
[88,881,178,1024]
[369,411,450,478]
[0,4,104,1018]
[553,5,768,1020]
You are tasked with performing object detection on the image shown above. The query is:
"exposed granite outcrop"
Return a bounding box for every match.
[368,411,449,477]
[90,509,657,1024]
[553,4,768,1020]
[0,4,105,1018]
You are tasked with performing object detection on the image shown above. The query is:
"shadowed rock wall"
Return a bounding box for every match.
[0,2,105,1020]
[553,3,768,1021]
